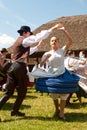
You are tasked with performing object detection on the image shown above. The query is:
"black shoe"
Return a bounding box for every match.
[11,111,25,116]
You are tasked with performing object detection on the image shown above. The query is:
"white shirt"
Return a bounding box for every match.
[64,56,79,71]
[22,29,52,47]
[30,47,66,78]
[41,47,66,68]
[30,46,38,55]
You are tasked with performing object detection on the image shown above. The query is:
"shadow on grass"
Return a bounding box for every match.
[25,95,38,99]
[2,112,87,123]
[2,102,31,111]
[66,102,87,109]
[65,112,87,122]
[2,115,58,123]
[11,94,38,99]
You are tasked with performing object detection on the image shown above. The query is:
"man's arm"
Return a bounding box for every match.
[29,40,43,55]
[22,23,63,47]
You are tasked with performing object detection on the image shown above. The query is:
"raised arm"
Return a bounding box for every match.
[30,40,43,55]
[40,53,51,67]
[22,23,64,47]
[61,28,72,50]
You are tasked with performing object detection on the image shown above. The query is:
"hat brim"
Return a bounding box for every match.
[17,30,33,35]
[17,29,22,33]
[1,50,8,53]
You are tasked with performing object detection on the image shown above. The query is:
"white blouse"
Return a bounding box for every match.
[30,47,66,78]
[30,46,38,55]
[41,47,66,68]
[22,29,52,47]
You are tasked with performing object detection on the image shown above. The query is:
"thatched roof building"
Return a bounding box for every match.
[32,14,87,52]
[8,14,87,59]
[28,14,87,60]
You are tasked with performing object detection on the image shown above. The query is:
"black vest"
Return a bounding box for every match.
[12,37,30,62]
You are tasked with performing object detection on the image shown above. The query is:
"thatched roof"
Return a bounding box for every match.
[33,14,87,52]
[8,14,87,55]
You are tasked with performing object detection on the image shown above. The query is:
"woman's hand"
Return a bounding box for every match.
[46,54,51,60]
[40,54,51,67]
[37,40,44,49]
[51,23,64,31]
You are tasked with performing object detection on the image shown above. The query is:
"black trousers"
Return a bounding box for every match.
[0,62,27,112]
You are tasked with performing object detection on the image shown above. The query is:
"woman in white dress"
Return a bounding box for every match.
[64,50,82,104]
[76,51,87,99]
[32,27,80,120]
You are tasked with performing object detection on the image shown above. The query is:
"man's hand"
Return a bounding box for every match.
[37,40,44,49]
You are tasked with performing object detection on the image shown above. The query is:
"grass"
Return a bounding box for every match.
[0,87,87,130]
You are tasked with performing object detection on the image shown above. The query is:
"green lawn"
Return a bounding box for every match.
[0,87,87,130]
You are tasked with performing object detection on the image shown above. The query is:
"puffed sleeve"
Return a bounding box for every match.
[22,29,52,47]
[30,46,38,55]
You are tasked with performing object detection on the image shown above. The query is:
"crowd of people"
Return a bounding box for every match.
[0,23,87,122]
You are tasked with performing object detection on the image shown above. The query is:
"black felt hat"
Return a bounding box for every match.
[17,26,33,35]
[1,48,8,53]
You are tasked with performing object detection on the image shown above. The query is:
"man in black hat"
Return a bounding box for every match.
[17,26,33,35]
[0,23,63,117]
[1,48,8,53]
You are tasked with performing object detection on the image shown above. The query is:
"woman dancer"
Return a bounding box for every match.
[31,26,79,120]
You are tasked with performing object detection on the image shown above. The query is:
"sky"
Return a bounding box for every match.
[0,0,87,49]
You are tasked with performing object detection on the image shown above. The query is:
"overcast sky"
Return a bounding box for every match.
[0,0,87,49]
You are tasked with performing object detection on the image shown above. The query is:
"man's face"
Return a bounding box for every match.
[23,32,30,38]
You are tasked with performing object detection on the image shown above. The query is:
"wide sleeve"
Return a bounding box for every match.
[22,29,52,47]
[30,46,38,55]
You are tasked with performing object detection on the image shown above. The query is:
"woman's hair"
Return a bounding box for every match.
[67,50,75,56]
[79,51,86,57]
